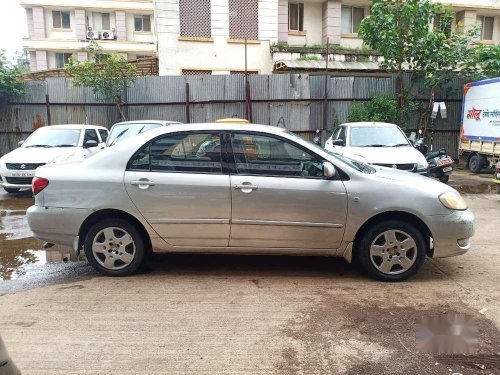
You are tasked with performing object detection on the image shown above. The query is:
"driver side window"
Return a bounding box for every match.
[230,133,324,178]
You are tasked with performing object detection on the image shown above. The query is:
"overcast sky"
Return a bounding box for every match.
[0,0,28,62]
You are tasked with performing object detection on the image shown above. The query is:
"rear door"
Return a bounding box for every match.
[124,131,231,247]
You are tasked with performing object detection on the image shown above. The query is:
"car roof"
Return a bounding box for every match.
[141,122,288,137]
[112,120,182,126]
[340,122,398,127]
[39,124,107,130]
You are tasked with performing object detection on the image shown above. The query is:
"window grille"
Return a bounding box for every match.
[229,0,259,40]
[180,0,211,37]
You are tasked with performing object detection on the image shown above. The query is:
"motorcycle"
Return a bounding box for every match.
[413,136,454,183]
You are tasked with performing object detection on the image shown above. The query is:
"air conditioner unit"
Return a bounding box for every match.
[86,27,100,40]
[101,30,115,40]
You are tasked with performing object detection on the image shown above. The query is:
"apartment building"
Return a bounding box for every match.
[155,0,500,75]
[22,0,156,71]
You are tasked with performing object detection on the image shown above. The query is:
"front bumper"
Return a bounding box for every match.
[27,205,92,249]
[426,209,475,258]
[0,167,36,189]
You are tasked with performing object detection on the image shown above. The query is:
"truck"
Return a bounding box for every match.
[459,77,500,173]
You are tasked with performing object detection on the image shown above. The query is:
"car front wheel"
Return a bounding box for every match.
[357,220,426,281]
[84,218,146,276]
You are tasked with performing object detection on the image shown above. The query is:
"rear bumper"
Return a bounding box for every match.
[426,209,475,258]
[27,205,92,249]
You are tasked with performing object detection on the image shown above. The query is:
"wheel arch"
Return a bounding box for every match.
[78,209,152,254]
[352,211,434,258]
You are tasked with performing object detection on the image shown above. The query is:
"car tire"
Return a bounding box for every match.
[468,154,483,173]
[84,218,146,276]
[4,187,20,194]
[356,220,426,282]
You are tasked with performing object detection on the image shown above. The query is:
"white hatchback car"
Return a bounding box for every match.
[0,124,108,193]
[107,120,181,147]
[325,122,428,175]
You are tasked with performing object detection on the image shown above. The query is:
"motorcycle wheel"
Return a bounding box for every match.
[439,174,450,183]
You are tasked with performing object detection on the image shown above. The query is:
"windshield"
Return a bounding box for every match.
[285,131,375,173]
[350,126,410,147]
[22,128,81,148]
[107,123,163,146]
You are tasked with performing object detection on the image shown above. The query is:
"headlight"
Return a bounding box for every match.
[417,155,428,170]
[439,192,468,210]
[0,162,6,170]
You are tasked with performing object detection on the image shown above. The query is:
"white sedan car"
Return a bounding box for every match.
[0,124,108,193]
[325,122,428,175]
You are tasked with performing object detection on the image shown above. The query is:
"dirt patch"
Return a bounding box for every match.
[277,292,500,375]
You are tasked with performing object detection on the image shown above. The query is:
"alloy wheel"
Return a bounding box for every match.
[92,227,136,270]
[369,229,417,275]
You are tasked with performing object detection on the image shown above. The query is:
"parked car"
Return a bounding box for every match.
[107,120,181,147]
[27,123,474,281]
[325,122,429,175]
[0,124,108,193]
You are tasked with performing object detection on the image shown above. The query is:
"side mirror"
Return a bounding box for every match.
[331,139,345,147]
[17,140,24,147]
[323,162,336,178]
[83,139,98,149]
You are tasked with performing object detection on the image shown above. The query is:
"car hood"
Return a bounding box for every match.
[342,146,422,164]
[0,147,82,165]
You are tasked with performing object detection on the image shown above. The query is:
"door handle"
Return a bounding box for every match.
[131,179,155,188]
[234,184,258,190]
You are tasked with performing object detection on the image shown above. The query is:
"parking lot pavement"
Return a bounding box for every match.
[0,183,499,374]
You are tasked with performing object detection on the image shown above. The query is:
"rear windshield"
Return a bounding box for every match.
[107,123,163,146]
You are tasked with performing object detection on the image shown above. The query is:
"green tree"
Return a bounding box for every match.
[64,42,137,120]
[0,51,25,106]
[466,44,500,79]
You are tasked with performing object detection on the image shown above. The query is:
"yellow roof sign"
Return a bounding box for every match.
[215,118,249,124]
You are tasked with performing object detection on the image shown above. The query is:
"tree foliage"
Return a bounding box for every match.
[0,51,25,106]
[466,44,500,79]
[64,42,137,119]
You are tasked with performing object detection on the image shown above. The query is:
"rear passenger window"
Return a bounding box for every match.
[230,133,323,178]
[128,133,222,173]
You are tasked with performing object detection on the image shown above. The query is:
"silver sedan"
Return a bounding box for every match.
[27,123,474,281]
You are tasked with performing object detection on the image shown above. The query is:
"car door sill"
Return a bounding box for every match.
[231,219,343,228]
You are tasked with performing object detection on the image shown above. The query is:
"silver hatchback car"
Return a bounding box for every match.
[27,123,474,281]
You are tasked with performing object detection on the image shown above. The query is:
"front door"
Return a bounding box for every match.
[124,132,231,247]
[228,132,347,249]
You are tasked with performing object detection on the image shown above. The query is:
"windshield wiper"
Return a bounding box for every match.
[391,143,410,147]
[53,144,75,147]
[109,128,129,146]
[361,144,387,148]
[25,144,52,148]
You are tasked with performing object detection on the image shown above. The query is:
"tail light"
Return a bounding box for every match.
[32,177,49,195]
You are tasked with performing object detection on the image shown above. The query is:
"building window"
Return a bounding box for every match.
[341,6,364,34]
[179,0,211,38]
[230,70,258,75]
[55,53,72,68]
[433,13,451,36]
[53,10,71,29]
[134,15,151,32]
[229,0,259,40]
[93,12,111,30]
[289,3,304,32]
[182,69,212,75]
[477,15,494,40]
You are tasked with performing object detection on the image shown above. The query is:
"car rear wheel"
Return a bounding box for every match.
[4,187,20,194]
[357,220,426,281]
[84,218,146,276]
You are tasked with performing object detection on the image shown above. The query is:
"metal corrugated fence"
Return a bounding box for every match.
[1,73,465,157]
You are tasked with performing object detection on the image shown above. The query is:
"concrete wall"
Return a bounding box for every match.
[156,0,277,75]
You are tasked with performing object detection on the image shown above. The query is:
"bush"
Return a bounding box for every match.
[347,95,399,124]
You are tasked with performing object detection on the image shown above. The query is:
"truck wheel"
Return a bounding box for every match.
[469,154,483,173]
[356,220,427,282]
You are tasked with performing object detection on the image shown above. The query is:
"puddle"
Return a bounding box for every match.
[0,193,81,281]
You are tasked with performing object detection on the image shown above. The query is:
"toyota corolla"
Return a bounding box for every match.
[27,123,474,281]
